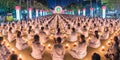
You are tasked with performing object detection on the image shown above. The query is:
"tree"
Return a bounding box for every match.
[33,1,48,10]
[0,0,17,13]
[101,0,120,10]
[65,3,83,10]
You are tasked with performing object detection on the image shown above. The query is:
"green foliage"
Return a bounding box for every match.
[101,0,120,10]
[65,3,83,10]
[0,0,49,13]
[0,0,17,13]
[33,1,48,10]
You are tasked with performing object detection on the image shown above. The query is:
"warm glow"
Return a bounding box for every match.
[6,43,10,47]
[48,44,51,49]
[11,48,15,53]
[19,54,22,60]
[107,40,111,46]
[65,43,69,49]
[101,46,105,51]
[73,42,77,47]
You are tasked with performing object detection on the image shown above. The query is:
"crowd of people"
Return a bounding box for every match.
[0,14,120,60]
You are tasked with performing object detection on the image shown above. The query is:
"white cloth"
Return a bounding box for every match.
[89,37,101,48]
[39,32,47,44]
[7,32,14,42]
[69,32,78,42]
[0,45,10,60]
[31,43,44,59]
[16,38,28,50]
[69,43,87,59]
[51,47,65,60]
[101,32,109,40]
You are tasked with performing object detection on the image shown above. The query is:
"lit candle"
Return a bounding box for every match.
[11,48,15,53]
[73,42,77,47]
[6,43,10,47]
[101,46,105,51]
[107,41,111,46]
[88,37,91,40]
[48,44,51,49]
[19,54,22,60]
[65,43,69,49]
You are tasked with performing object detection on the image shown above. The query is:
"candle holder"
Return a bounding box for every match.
[48,44,51,49]
[101,46,105,51]
[65,44,69,49]
[19,54,22,60]
[73,42,77,47]
[11,48,15,54]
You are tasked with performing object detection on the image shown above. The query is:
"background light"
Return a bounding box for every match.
[54,6,63,14]
[15,6,21,20]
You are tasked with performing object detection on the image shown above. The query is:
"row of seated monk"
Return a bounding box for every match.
[0,14,120,60]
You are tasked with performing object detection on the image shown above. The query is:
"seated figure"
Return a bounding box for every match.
[0,37,10,60]
[39,27,48,44]
[101,27,109,40]
[69,35,87,59]
[31,34,45,59]
[16,31,28,50]
[89,31,101,48]
[81,26,89,38]
[54,28,64,43]
[69,28,78,42]
[51,37,65,60]
[7,27,15,42]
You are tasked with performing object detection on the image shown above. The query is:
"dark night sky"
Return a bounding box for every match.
[45,0,101,9]
[36,0,101,9]
[46,0,83,8]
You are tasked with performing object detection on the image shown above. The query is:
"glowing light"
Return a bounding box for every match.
[101,46,105,51]
[28,8,32,19]
[90,7,94,17]
[102,6,106,18]
[15,6,21,20]
[78,9,80,15]
[36,9,38,17]
[19,54,22,60]
[73,42,77,47]
[54,6,63,14]
[6,43,10,47]
[65,43,69,49]
[83,8,86,16]
[107,41,111,46]
[88,37,91,40]
[48,44,51,49]
[11,48,15,53]
[40,10,42,16]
